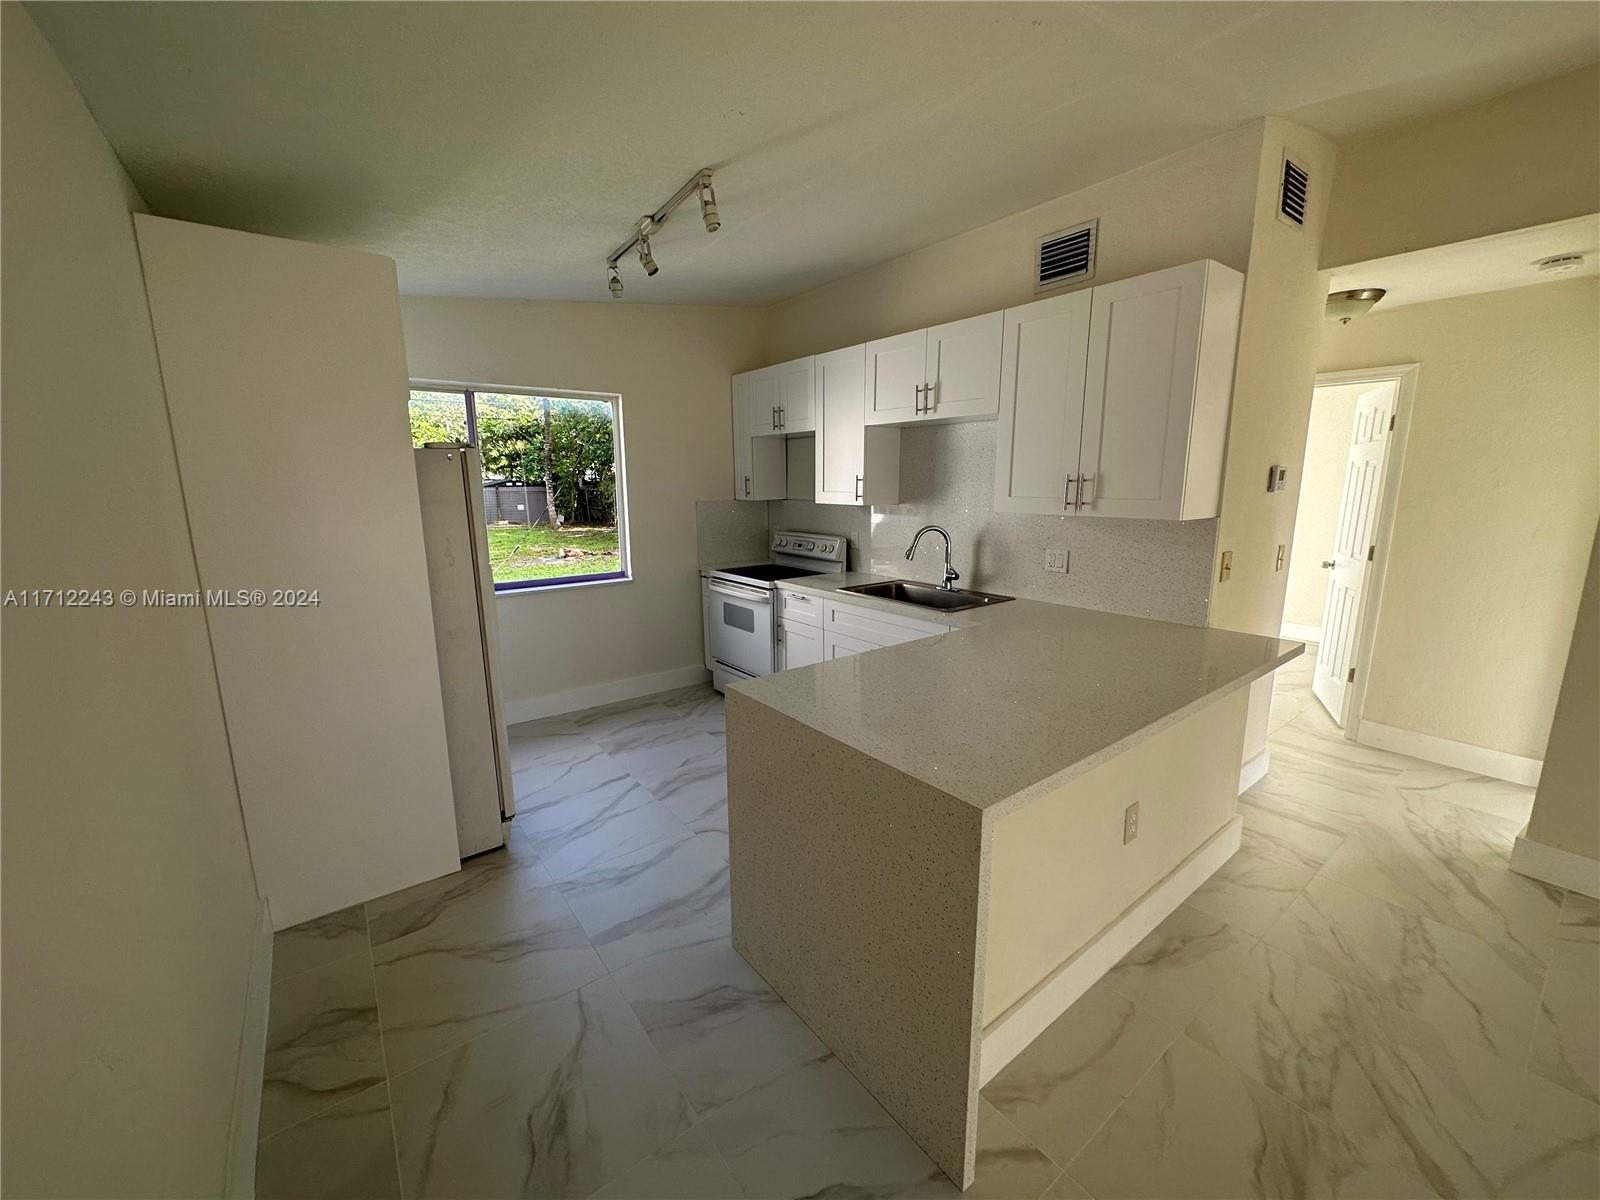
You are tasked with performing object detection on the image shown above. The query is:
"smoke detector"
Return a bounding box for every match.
[1536,253,1586,276]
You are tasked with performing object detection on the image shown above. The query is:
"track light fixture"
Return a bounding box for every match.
[700,177,720,233]
[604,168,721,297]
[637,218,659,276]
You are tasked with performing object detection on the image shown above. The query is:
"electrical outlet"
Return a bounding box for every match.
[1044,547,1070,575]
[1275,543,1287,571]
[1123,802,1140,845]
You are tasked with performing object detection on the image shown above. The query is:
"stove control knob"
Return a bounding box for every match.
[774,538,787,548]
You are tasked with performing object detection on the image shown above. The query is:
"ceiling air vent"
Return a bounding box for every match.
[1278,156,1309,227]
[1035,219,1097,292]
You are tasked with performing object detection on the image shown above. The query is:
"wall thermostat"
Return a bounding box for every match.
[1267,465,1288,493]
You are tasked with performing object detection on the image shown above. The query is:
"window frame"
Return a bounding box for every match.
[409,379,631,594]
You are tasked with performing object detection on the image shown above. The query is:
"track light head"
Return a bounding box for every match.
[607,265,623,298]
[638,236,658,277]
[700,179,721,233]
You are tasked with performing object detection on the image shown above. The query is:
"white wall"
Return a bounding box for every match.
[1319,276,1600,760]
[1322,65,1600,269]
[400,297,768,718]
[768,122,1261,359]
[1282,383,1364,631]
[1,8,262,1195]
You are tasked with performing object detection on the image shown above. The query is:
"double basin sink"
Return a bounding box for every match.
[840,579,1014,613]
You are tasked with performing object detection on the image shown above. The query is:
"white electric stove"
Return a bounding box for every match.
[701,530,847,691]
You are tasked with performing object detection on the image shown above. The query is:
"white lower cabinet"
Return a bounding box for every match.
[820,597,948,659]
[779,619,824,669]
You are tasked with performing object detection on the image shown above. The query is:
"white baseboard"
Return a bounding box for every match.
[1239,748,1270,794]
[503,664,711,725]
[225,900,274,1198]
[978,815,1242,1086]
[1357,719,1543,786]
[1278,622,1322,643]
[1511,830,1600,899]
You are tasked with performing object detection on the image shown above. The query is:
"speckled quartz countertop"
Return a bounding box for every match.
[732,572,1302,815]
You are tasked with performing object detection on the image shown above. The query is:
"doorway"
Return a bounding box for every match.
[1283,365,1417,733]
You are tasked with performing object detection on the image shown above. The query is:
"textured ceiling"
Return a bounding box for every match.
[29,1,1600,306]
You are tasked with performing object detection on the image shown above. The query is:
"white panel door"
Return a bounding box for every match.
[865,329,927,425]
[779,619,824,670]
[1313,384,1396,724]
[1078,261,1205,519]
[994,291,1093,514]
[923,310,1002,421]
[816,344,868,504]
[774,355,816,434]
[134,214,460,929]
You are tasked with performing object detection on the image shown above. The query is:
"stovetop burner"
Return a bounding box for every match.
[717,563,823,584]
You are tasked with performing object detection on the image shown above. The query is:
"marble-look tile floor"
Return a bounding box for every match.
[257,655,1599,1199]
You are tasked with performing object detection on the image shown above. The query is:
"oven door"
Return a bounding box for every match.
[705,577,776,678]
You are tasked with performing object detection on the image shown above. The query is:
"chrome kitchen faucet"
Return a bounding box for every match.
[905,525,961,591]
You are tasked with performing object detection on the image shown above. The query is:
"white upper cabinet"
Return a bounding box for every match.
[815,344,900,506]
[732,367,786,500]
[773,355,815,434]
[922,311,1003,422]
[864,330,926,424]
[992,259,1243,521]
[865,312,1003,426]
[994,290,1093,514]
[1078,259,1242,520]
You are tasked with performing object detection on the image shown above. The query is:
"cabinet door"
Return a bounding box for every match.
[733,367,786,499]
[1078,261,1206,520]
[824,630,879,659]
[923,310,1002,421]
[773,355,815,433]
[994,291,1092,514]
[779,619,824,670]
[864,329,927,425]
[816,345,867,504]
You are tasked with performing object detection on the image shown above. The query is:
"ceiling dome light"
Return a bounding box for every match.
[1326,287,1386,324]
[1536,253,1586,276]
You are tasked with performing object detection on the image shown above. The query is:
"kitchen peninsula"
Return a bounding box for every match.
[725,582,1300,1189]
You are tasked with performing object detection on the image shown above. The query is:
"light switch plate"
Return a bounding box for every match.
[1275,544,1286,571]
[1044,547,1070,575]
[1123,802,1140,844]
[1218,550,1233,581]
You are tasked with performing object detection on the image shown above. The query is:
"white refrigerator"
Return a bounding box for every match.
[414,444,516,857]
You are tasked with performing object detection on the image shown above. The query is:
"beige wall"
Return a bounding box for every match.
[400,297,768,715]
[1,7,261,1197]
[1527,525,1599,861]
[1319,277,1600,759]
[767,122,1262,360]
[1208,118,1339,761]
[1282,383,1363,630]
[1323,66,1600,269]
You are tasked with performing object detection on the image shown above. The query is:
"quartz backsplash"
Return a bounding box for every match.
[702,423,1217,626]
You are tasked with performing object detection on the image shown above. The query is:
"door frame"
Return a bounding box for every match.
[1306,363,1418,739]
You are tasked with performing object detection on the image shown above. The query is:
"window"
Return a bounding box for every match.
[409,384,628,591]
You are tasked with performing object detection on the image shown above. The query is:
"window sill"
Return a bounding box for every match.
[493,572,632,597]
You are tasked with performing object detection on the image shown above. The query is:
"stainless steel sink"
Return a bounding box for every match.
[839,579,1014,612]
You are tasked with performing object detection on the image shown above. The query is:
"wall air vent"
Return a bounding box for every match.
[1035,219,1097,292]
[1278,157,1309,227]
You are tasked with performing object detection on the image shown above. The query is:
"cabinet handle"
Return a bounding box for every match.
[1064,475,1076,510]
[1079,474,1094,510]
[854,474,863,502]
[771,407,778,431]
[778,404,785,429]
[914,383,925,414]
[925,380,936,413]
[744,474,751,496]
